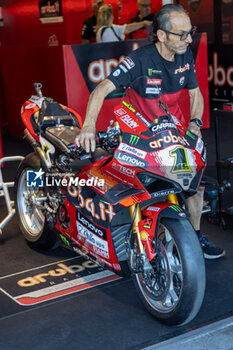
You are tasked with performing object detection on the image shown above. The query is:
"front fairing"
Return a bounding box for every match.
[110,76,206,193]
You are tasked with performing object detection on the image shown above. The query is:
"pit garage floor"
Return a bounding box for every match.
[1,133,233,350]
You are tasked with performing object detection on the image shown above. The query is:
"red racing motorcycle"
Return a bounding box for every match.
[14,78,206,325]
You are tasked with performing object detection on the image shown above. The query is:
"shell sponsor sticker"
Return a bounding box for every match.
[141,231,147,240]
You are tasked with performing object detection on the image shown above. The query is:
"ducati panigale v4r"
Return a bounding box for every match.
[15,78,206,325]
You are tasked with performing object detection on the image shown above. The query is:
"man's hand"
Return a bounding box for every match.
[76,125,96,153]
[76,79,116,153]
[187,122,202,138]
[143,20,153,28]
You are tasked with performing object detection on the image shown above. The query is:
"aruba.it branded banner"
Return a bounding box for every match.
[63,35,209,130]
[208,45,233,104]
[39,0,63,24]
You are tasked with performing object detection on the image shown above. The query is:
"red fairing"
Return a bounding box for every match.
[138,217,156,261]
[112,102,206,194]
[60,104,83,128]
[142,202,179,217]
[21,97,83,143]
[21,100,41,142]
[114,104,148,133]
[55,198,121,270]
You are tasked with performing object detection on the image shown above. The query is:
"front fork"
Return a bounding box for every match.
[166,193,179,205]
[129,203,144,254]
[129,194,179,254]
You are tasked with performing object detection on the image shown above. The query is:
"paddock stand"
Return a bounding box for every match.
[0,156,24,235]
[201,175,231,230]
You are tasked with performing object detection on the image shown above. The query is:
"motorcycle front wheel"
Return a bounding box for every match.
[132,218,206,325]
[14,156,60,250]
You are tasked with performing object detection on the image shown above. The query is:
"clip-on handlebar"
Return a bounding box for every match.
[68,126,121,158]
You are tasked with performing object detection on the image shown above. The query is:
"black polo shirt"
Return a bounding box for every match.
[107,43,198,122]
[82,15,97,42]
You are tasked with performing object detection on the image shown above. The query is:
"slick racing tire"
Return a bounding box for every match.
[14,154,60,250]
[132,218,206,326]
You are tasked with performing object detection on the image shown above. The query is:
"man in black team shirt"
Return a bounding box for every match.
[77,4,225,259]
[129,0,154,39]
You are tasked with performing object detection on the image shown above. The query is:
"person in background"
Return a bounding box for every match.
[76,4,226,260]
[96,4,152,42]
[82,0,105,44]
[187,0,202,12]
[180,0,214,42]
[129,0,154,39]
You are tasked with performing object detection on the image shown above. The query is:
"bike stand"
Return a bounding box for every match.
[201,175,231,229]
[0,156,24,234]
[213,109,233,229]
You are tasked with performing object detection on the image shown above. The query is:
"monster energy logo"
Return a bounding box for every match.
[129,135,140,146]
[148,68,162,76]
[185,130,196,140]
[170,205,183,212]
[148,68,153,76]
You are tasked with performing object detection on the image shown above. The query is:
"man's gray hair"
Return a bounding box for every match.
[152,4,188,42]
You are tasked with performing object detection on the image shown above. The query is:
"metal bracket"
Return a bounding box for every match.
[0,156,24,234]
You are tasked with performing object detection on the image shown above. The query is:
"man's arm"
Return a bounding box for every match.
[81,22,92,44]
[76,79,116,153]
[124,20,152,34]
[187,87,204,137]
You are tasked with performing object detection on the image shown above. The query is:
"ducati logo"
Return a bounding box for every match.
[179,76,185,85]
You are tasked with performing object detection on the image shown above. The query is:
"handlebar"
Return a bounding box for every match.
[68,125,121,158]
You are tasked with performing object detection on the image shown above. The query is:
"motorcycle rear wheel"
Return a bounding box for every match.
[132,218,206,325]
[14,157,60,250]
